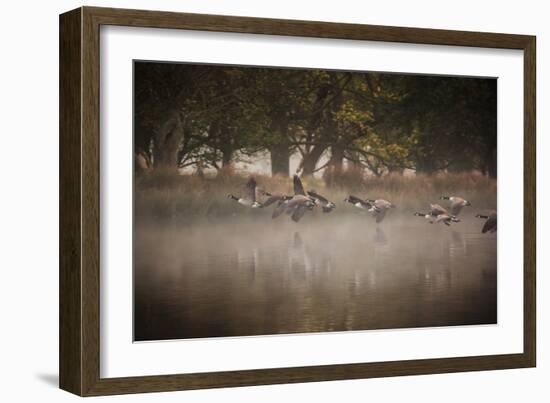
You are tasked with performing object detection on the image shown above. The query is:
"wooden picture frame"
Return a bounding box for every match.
[59,6,536,396]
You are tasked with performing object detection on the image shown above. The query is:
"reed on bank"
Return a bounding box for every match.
[134,168,497,224]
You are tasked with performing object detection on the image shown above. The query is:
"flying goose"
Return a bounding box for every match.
[414,203,447,219]
[475,210,497,233]
[227,177,263,208]
[367,199,396,223]
[434,213,461,226]
[307,190,336,213]
[290,170,335,212]
[272,194,315,222]
[344,195,395,223]
[440,196,471,216]
[287,195,316,222]
[414,203,460,225]
[344,195,372,210]
[261,192,292,208]
[272,175,315,222]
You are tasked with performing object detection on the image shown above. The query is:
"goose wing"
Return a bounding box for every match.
[286,195,309,209]
[453,197,466,204]
[272,200,288,219]
[244,177,257,202]
[293,175,306,196]
[347,195,372,209]
[374,199,392,210]
[430,203,448,216]
[307,191,328,204]
[435,214,451,226]
[449,201,463,216]
[375,209,387,223]
[482,213,497,233]
[262,193,283,207]
[291,205,307,222]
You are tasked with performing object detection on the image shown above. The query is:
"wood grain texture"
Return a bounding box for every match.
[81,7,102,396]
[59,8,82,396]
[86,6,531,49]
[59,6,537,396]
[523,37,536,367]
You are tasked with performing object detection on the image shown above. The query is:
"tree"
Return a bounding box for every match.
[134,62,497,179]
[134,62,217,171]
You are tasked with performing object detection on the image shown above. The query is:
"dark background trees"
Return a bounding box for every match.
[134,61,497,179]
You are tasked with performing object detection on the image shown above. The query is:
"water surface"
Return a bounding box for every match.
[134,215,496,341]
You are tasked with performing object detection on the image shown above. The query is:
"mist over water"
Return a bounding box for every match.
[134,213,496,341]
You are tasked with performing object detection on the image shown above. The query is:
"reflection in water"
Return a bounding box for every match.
[374,227,388,245]
[134,216,497,341]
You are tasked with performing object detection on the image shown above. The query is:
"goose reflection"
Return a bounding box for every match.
[293,231,303,248]
[288,232,332,276]
[373,227,388,245]
[372,227,391,258]
[449,231,466,258]
[288,232,312,274]
[237,247,260,280]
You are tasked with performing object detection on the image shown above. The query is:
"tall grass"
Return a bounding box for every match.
[134,169,497,224]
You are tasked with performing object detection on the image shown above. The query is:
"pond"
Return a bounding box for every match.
[134,214,496,341]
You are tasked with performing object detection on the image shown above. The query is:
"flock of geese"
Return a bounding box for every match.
[227,176,497,234]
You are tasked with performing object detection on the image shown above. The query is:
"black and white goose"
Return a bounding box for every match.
[286,195,316,222]
[367,199,396,223]
[261,192,292,208]
[434,213,460,226]
[440,196,471,216]
[307,190,336,213]
[414,203,447,222]
[344,195,372,210]
[476,210,497,233]
[414,203,460,226]
[227,177,263,208]
[344,195,395,223]
[272,175,315,222]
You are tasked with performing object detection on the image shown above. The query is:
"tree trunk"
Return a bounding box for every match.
[153,112,184,171]
[222,151,233,167]
[301,145,327,176]
[323,146,345,186]
[329,146,344,171]
[221,141,234,167]
[270,143,290,176]
[268,109,291,177]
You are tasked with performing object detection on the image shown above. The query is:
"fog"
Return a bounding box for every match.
[134,214,496,341]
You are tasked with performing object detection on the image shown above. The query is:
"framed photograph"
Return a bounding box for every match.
[59,6,536,396]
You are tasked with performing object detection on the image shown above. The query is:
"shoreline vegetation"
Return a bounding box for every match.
[135,169,497,224]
